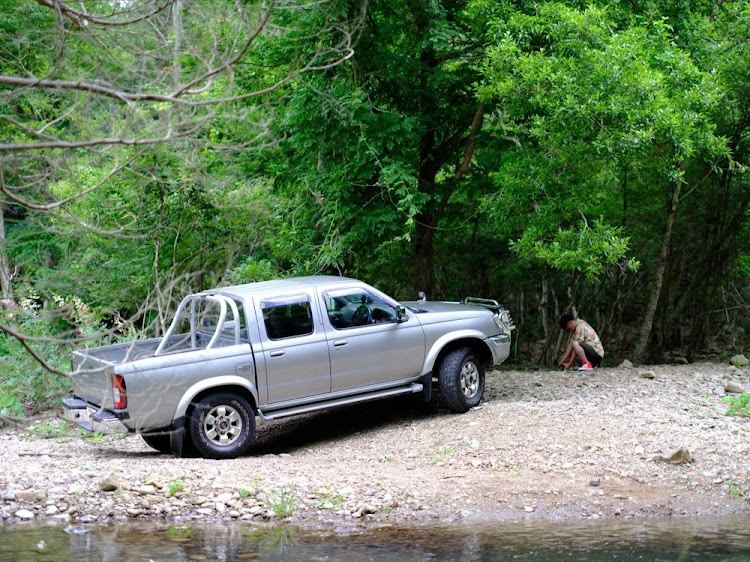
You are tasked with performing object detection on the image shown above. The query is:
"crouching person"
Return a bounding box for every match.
[558,314,604,371]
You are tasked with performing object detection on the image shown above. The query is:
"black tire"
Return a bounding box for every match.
[141,434,172,454]
[188,392,255,459]
[438,347,485,413]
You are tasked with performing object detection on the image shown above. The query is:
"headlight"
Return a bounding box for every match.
[494,309,515,331]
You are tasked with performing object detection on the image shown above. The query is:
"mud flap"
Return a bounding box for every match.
[416,372,433,402]
[169,417,186,458]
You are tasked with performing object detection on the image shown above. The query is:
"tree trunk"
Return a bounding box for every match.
[633,172,683,364]
[411,104,485,297]
[413,217,436,297]
[0,198,13,302]
[172,0,184,87]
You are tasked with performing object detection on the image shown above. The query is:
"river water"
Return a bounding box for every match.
[2,515,749,561]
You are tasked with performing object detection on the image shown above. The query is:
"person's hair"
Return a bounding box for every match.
[559,314,575,330]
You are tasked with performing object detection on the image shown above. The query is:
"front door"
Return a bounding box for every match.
[322,288,425,392]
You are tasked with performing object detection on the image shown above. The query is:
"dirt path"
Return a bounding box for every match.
[2,362,749,525]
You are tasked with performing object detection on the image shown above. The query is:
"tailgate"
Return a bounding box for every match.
[69,338,162,409]
[70,349,116,410]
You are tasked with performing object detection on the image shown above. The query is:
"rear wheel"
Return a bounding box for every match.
[438,347,485,413]
[189,392,255,459]
[141,434,172,454]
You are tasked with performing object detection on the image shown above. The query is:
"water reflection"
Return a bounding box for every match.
[2,515,749,561]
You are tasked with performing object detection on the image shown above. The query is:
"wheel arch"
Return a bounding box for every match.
[173,376,259,426]
[428,336,494,375]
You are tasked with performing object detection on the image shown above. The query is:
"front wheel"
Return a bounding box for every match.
[189,392,255,459]
[438,348,485,413]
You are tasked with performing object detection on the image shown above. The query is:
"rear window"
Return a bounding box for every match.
[261,294,314,339]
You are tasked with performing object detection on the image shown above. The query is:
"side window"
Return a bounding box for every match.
[261,295,314,340]
[324,289,397,330]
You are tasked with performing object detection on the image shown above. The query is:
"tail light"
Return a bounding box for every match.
[112,375,127,409]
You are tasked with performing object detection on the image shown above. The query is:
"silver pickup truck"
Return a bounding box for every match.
[64,276,514,459]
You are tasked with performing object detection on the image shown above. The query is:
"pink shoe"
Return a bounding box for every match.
[578,362,593,371]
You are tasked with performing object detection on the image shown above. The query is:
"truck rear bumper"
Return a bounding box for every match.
[63,397,129,434]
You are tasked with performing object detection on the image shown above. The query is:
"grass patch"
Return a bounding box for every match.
[723,393,750,418]
[264,487,298,519]
[168,480,184,497]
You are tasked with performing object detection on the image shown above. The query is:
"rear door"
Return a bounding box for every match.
[322,287,425,392]
[259,293,332,403]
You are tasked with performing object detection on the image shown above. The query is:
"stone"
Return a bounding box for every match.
[725,381,745,394]
[354,503,377,517]
[639,371,656,379]
[589,478,601,487]
[619,360,634,369]
[15,490,34,502]
[15,509,35,520]
[652,447,693,465]
[99,477,119,492]
[730,354,749,367]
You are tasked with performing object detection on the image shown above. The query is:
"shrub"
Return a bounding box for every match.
[723,393,750,418]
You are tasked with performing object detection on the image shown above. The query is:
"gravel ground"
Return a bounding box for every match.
[2,362,749,526]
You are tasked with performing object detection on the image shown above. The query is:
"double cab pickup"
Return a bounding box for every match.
[64,276,514,459]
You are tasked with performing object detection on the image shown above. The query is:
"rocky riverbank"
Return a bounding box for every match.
[2,362,749,526]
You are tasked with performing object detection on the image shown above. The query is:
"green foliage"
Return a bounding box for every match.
[479,2,727,266]
[165,525,192,539]
[225,258,280,286]
[0,308,73,420]
[513,218,640,281]
[727,481,747,500]
[313,488,345,510]
[0,0,747,387]
[168,480,185,497]
[264,487,298,519]
[723,393,750,418]
[22,419,91,441]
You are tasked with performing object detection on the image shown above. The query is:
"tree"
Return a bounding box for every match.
[478,3,731,362]
[0,0,357,311]
[255,0,511,297]
[0,0,360,422]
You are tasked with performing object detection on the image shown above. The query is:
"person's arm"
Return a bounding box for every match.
[559,341,574,366]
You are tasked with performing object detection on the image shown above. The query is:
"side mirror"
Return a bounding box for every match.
[396,306,409,323]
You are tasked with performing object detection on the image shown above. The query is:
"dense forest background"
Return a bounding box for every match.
[0,0,748,417]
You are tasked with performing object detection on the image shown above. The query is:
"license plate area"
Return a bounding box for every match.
[66,407,91,424]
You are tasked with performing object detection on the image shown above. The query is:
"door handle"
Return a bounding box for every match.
[269,350,285,357]
[333,339,348,347]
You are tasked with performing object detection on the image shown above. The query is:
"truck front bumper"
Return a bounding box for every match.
[487,333,511,366]
[63,397,129,434]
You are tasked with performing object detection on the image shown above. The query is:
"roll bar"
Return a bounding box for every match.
[154,294,241,356]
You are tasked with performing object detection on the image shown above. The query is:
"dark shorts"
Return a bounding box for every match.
[580,343,603,367]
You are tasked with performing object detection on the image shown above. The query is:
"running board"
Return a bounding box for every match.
[257,382,423,421]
